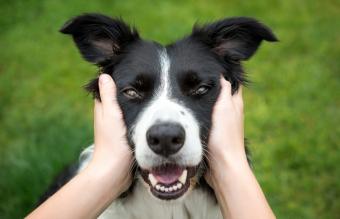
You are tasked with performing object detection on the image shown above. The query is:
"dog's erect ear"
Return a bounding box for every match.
[192,17,278,61]
[60,13,139,65]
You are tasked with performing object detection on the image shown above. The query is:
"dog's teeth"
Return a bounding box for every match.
[148,174,158,187]
[169,187,173,192]
[155,185,161,190]
[165,188,169,192]
[179,169,187,184]
[177,182,182,189]
[160,186,165,192]
[172,185,177,191]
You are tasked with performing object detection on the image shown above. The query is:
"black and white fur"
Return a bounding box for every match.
[39,13,277,218]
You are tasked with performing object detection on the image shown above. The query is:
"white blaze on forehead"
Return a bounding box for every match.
[133,49,202,169]
[159,49,171,97]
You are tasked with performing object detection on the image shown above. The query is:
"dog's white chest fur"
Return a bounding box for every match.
[98,181,222,219]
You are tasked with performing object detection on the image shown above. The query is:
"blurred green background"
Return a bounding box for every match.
[0,0,339,218]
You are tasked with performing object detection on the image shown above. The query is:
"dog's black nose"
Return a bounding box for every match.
[146,123,185,157]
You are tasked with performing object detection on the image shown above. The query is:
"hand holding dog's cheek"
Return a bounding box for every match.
[205,78,247,188]
[91,74,133,193]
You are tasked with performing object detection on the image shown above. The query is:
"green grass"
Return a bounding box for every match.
[0,0,339,218]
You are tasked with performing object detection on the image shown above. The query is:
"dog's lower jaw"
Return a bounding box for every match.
[140,164,199,200]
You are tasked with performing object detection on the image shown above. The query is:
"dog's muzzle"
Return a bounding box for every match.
[133,98,203,200]
[138,122,199,200]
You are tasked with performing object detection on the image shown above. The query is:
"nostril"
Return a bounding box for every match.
[149,137,159,145]
[146,129,159,146]
[172,137,182,145]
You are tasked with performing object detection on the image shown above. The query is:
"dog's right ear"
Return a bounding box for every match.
[60,13,139,65]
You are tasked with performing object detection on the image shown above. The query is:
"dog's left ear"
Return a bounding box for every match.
[192,17,278,61]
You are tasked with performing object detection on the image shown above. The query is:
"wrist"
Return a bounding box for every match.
[90,152,132,180]
[210,141,248,168]
[86,157,132,196]
[91,144,132,169]
[209,150,250,189]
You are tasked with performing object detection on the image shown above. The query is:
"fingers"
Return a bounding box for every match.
[215,77,244,114]
[220,77,232,97]
[94,99,102,116]
[233,86,244,111]
[97,74,125,121]
[215,77,232,106]
[98,74,117,108]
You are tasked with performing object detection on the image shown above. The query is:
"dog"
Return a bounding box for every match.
[39,13,277,218]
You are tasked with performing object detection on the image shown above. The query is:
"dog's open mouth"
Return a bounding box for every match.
[140,163,197,200]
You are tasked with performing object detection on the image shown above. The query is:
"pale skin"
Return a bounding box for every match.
[27,74,275,219]
[204,78,276,219]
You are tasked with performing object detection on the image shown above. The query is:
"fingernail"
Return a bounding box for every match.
[99,74,111,84]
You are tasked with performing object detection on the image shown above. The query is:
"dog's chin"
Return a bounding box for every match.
[140,163,198,200]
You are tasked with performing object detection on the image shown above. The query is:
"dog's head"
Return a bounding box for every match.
[61,13,277,200]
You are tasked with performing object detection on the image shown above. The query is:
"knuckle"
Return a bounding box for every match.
[225,80,232,87]
[223,80,232,89]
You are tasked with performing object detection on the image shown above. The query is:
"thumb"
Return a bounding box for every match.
[214,77,233,110]
[232,86,243,111]
[98,74,117,108]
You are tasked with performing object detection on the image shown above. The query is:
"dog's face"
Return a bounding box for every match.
[61,14,277,200]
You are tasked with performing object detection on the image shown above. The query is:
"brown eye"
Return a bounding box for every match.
[122,88,142,99]
[192,85,210,96]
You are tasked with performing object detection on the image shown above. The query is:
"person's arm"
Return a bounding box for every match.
[205,77,276,219]
[27,74,132,219]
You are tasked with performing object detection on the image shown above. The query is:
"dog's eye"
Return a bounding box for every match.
[192,85,210,96]
[122,87,142,99]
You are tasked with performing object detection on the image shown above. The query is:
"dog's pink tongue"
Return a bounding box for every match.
[151,165,184,185]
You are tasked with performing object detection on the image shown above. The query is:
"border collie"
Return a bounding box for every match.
[39,13,277,218]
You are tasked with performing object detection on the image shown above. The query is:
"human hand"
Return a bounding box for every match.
[204,77,276,219]
[26,75,134,218]
[90,74,133,194]
[205,77,247,189]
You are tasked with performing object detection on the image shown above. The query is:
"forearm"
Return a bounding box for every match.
[27,161,125,219]
[213,156,276,219]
